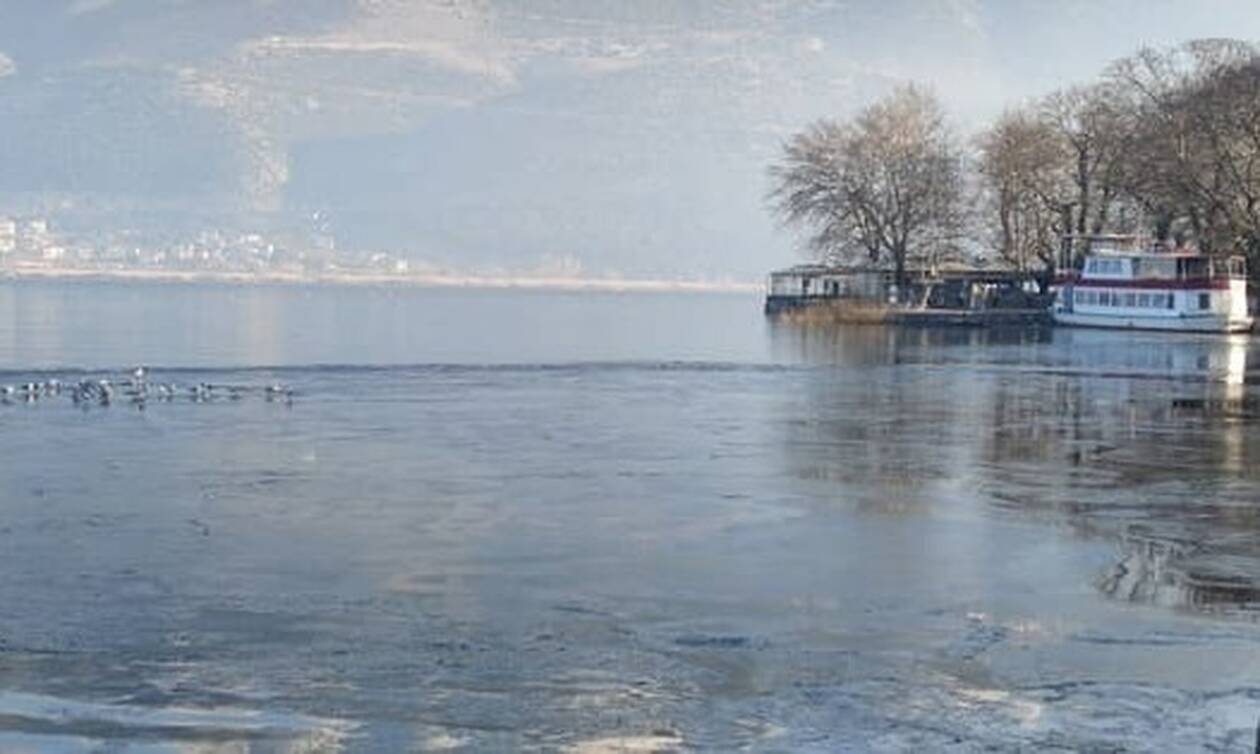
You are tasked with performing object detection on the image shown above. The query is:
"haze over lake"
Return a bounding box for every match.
[5,1,1260,751]
[1,281,1258,751]
[4,2,1260,281]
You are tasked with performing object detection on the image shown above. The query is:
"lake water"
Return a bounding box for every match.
[0,280,1259,752]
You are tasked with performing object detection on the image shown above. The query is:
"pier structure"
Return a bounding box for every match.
[764,264,1051,326]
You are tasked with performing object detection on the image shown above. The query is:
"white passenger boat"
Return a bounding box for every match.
[1052,237,1254,333]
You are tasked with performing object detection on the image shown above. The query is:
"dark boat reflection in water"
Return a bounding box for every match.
[1097,534,1260,612]
[769,323,1260,617]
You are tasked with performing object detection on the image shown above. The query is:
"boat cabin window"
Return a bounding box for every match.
[1142,258,1177,279]
[1199,292,1211,310]
[1179,258,1209,279]
[1086,258,1127,275]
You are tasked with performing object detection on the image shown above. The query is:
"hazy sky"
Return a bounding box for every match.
[2,1,1260,279]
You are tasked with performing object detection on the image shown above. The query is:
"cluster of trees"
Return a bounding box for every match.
[769,39,1260,286]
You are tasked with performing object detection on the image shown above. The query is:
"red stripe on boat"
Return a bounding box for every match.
[1053,276,1230,290]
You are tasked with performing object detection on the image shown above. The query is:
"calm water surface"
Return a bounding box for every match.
[0,280,1258,752]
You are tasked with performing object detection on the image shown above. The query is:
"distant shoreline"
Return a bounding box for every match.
[0,265,761,295]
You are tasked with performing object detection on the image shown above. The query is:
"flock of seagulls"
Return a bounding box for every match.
[0,367,293,409]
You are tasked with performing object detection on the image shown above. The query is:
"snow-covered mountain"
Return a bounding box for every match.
[0,1,1257,278]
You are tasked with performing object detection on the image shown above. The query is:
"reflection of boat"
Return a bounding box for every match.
[1097,534,1260,614]
[1052,236,1253,333]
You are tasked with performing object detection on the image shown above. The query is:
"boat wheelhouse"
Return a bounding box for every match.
[1053,237,1253,333]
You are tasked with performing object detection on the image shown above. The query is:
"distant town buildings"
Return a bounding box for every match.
[0,218,15,257]
[0,213,417,279]
[0,217,54,259]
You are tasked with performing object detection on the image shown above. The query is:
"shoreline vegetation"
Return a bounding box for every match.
[772,298,1049,327]
[0,262,760,295]
[768,39,1260,285]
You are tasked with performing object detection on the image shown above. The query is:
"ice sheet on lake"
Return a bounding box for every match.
[0,690,351,753]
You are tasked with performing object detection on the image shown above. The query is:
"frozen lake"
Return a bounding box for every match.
[0,281,1258,751]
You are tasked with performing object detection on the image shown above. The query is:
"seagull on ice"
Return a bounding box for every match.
[265,383,294,403]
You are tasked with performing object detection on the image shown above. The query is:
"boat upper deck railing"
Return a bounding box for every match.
[1059,235,1249,280]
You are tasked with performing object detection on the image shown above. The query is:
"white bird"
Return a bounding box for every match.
[265,383,293,402]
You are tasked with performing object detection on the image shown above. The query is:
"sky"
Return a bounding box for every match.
[1,0,1260,280]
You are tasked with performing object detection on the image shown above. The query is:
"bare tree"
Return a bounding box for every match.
[976,108,1072,276]
[1038,83,1134,241]
[1109,40,1260,257]
[770,41,1260,283]
[768,85,965,289]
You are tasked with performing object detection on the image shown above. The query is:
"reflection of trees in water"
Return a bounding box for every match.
[980,336,1260,614]
[767,321,1050,367]
[767,324,1041,514]
[770,324,1260,615]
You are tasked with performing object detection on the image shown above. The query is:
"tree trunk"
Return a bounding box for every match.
[894,247,908,303]
[1076,148,1090,237]
[1059,204,1076,269]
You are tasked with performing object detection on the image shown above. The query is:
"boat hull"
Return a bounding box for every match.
[1053,310,1254,334]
